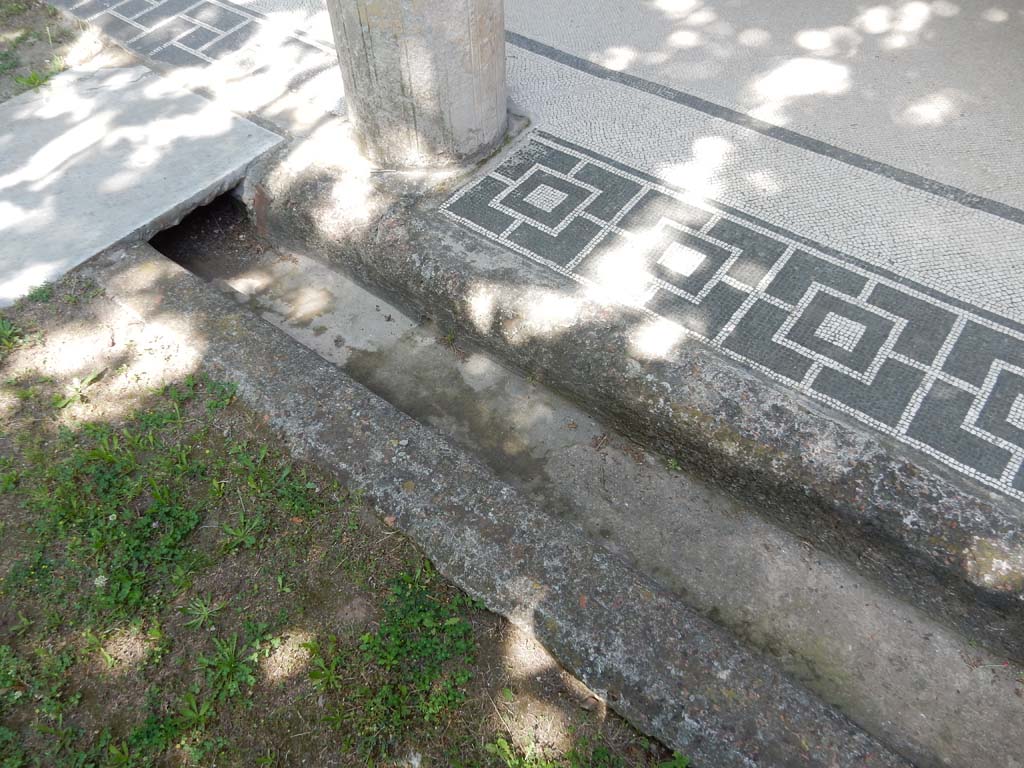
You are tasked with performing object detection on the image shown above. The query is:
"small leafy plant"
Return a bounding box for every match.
[220,508,265,553]
[14,69,50,89]
[198,635,256,702]
[182,595,226,630]
[303,636,345,693]
[25,283,52,303]
[177,690,215,731]
[52,367,104,408]
[0,317,22,353]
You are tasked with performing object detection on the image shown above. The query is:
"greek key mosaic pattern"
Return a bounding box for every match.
[442,132,1024,501]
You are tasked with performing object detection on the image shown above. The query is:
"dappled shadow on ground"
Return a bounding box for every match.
[0,61,278,306]
[506,0,1022,197]
[0,267,670,767]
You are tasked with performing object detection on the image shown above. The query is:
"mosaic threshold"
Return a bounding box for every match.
[443,132,1024,503]
[51,0,331,68]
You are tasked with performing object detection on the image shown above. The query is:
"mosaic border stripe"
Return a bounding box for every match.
[442,130,1024,502]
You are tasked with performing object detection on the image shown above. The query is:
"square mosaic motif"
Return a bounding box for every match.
[815,312,866,353]
[442,131,1024,502]
[50,0,330,68]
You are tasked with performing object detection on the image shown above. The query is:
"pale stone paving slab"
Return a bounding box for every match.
[0,64,281,305]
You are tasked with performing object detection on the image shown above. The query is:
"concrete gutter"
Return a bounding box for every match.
[86,243,911,768]
[247,124,1024,662]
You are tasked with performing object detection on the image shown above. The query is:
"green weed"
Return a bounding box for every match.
[0,724,27,767]
[303,636,345,693]
[198,634,257,702]
[25,282,53,303]
[0,469,17,493]
[14,69,49,89]
[0,317,22,354]
[177,689,215,731]
[8,391,213,622]
[220,507,265,553]
[0,1,27,20]
[658,754,691,768]
[487,737,557,768]
[487,736,691,768]
[51,367,104,408]
[182,594,226,630]
[205,377,237,411]
[321,563,477,758]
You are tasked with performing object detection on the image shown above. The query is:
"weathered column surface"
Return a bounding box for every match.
[326,0,508,169]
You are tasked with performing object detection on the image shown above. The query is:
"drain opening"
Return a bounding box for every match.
[148,192,265,283]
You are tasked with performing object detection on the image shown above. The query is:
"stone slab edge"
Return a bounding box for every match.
[0,59,281,308]
[86,243,911,768]
[97,71,284,246]
[249,144,1024,661]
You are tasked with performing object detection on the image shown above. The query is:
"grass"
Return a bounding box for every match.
[319,564,478,758]
[13,66,47,88]
[0,1,28,20]
[0,365,686,767]
[0,48,18,74]
[182,595,227,630]
[0,0,78,100]
[486,737,690,768]
[11,53,62,90]
[0,274,687,767]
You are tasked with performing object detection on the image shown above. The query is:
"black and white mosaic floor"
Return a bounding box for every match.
[50,0,331,68]
[60,0,1024,502]
[443,133,1024,502]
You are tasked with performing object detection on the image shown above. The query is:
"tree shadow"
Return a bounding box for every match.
[0,61,280,304]
[504,0,1022,201]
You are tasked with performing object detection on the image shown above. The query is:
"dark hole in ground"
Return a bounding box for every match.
[149,191,264,282]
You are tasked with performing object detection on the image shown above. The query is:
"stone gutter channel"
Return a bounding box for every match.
[246,127,1024,669]
[90,243,909,768]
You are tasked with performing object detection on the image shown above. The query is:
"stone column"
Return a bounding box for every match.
[326,0,508,169]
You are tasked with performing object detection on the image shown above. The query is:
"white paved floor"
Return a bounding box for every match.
[504,42,1024,324]
[441,1,1024,502]
[507,0,1024,207]
[0,63,281,305]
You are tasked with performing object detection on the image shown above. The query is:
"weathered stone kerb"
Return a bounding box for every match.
[250,136,1024,662]
[90,243,910,768]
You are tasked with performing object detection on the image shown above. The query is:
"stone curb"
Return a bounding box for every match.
[87,243,911,768]
[250,139,1024,662]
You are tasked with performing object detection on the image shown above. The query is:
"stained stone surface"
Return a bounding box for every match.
[84,242,911,768]
[167,236,1024,768]
[0,65,281,305]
